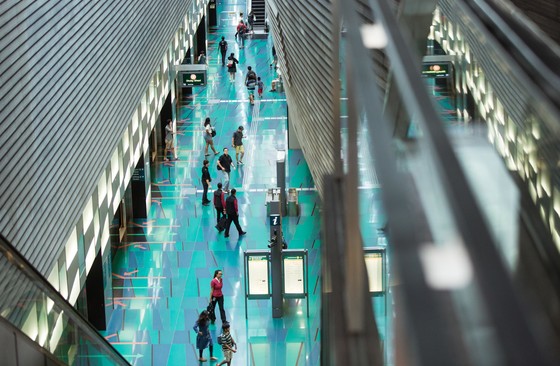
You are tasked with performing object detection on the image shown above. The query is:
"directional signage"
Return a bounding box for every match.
[269,214,280,227]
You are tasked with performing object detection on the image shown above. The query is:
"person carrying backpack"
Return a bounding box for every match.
[237,21,247,48]
[217,323,237,366]
[218,36,228,66]
[245,66,257,104]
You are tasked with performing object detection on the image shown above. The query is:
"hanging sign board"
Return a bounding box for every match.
[246,253,270,298]
[180,70,207,87]
[282,250,306,298]
[421,62,452,78]
[175,64,208,87]
[364,247,385,294]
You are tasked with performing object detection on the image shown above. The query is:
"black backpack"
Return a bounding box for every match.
[219,41,228,52]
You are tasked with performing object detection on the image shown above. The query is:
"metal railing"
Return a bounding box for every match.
[317,0,560,364]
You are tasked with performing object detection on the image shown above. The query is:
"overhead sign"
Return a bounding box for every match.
[180,71,206,87]
[364,248,385,293]
[247,254,270,297]
[283,254,305,296]
[175,64,208,87]
[421,62,452,78]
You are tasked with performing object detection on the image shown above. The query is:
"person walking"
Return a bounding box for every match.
[209,269,227,323]
[193,311,217,362]
[218,37,228,66]
[257,77,264,98]
[217,148,234,193]
[236,21,247,48]
[234,13,244,39]
[213,183,226,231]
[248,11,255,32]
[164,119,176,161]
[203,117,218,156]
[201,160,211,206]
[224,189,246,238]
[217,323,237,366]
[227,53,239,83]
[245,66,257,104]
[232,126,245,165]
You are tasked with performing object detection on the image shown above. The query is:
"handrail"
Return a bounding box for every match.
[339,0,559,363]
[0,234,130,366]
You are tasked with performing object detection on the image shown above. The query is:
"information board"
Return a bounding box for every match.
[364,249,384,293]
[247,254,270,297]
[283,253,305,297]
[181,71,207,87]
[421,62,452,78]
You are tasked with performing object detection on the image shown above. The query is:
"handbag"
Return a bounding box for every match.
[206,302,216,321]
[211,128,217,137]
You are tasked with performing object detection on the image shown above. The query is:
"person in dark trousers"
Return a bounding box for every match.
[201,160,211,205]
[227,53,239,83]
[217,147,234,192]
[245,66,257,104]
[209,269,227,323]
[248,11,255,31]
[193,310,217,362]
[214,183,226,230]
[218,37,228,66]
[224,189,246,238]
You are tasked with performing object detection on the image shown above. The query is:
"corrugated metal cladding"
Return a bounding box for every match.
[0,1,191,276]
[266,0,339,196]
[509,0,560,45]
[437,0,535,131]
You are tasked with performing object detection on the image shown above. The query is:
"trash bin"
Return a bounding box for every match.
[266,188,281,216]
[287,188,298,216]
[276,79,284,93]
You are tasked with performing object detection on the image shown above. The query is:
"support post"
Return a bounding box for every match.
[269,189,283,318]
[276,150,287,216]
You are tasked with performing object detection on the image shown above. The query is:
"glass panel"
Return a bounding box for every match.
[0,237,129,366]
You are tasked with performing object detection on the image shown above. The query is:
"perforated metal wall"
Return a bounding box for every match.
[0,1,200,279]
[266,0,339,196]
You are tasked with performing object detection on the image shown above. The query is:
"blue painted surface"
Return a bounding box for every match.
[101,1,321,365]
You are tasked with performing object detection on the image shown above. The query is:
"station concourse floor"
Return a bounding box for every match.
[100,2,322,365]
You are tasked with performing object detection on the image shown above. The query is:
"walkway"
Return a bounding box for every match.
[101,1,321,365]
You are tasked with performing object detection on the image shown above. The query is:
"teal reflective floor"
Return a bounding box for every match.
[101,1,321,365]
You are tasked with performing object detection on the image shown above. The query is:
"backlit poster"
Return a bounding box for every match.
[365,251,384,293]
[247,255,269,296]
[283,255,305,296]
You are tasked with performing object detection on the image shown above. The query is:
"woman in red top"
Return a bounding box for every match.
[209,269,227,323]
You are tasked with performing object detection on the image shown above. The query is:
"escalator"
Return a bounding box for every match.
[0,234,130,366]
